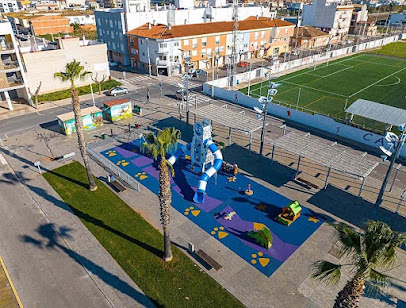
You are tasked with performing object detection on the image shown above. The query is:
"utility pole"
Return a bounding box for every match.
[230,0,239,88]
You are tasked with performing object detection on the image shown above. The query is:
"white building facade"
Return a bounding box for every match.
[0,0,20,13]
[96,0,276,65]
[302,0,354,40]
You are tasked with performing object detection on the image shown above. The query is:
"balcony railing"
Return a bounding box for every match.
[0,43,15,53]
[1,62,19,71]
[0,78,24,90]
[156,60,168,66]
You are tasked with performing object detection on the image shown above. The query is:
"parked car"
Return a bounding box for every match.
[195,69,207,76]
[109,60,118,67]
[237,61,249,67]
[108,87,129,96]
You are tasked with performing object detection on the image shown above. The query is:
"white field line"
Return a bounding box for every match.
[283,81,348,98]
[351,59,406,68]
[374,75,401,87]
[349,67,406,98]
[280,54,363,82]
[305,65,354,79]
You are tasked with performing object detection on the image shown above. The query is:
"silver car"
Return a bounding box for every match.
[108,87,129,96]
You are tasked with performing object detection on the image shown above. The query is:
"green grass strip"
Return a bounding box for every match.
[37,80,121,103]
[43,161,243,308]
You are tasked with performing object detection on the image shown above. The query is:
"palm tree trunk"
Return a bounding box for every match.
[333,275,365,308]
[158,157,172,262]
[71,87,97,191]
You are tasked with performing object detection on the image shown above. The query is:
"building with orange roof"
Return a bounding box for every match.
[126,17,294,76]
[10,14,73,35]
[290,25,329,48]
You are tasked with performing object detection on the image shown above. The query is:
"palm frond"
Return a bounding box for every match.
[311,260,342,285]
[333,223,361,258]
[366,268,392,294]
[54,59,88,87]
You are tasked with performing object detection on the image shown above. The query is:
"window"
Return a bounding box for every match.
[121,44,124,51]
[183,39,189,46]
[254,32,258,40]
[192,38,197,48]
[244,43,248,48]
[202,38,207,47]
[159,55,167,60]
[159,43,167,49]
[206,48,211,55]
[219,46,224,51]
[140,39,144,45]
[130,37,134,44]
[109,20,113,27]
[285,29,289,34]
[174,55,179,61]
[97,18,101,26]
[174,42,179,47]
[112,42,116,49]
[142,52,145,56]
[111,32,114,39]
[215,35,220,45]
[261,31,265,39]
[201,50,206,58]
[276,29,280,36]
[118,21,121,29]
[192,50,197,56]
[284,37,287,41]
[260,40,265,48]
[8,3,12,7]
[189,50,192,56]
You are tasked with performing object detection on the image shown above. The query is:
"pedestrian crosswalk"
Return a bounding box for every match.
[162,77,202,90]
[125,74,155,84]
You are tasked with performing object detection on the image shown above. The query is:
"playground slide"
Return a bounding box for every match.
[193,139,223,204]
[167,143,191,166]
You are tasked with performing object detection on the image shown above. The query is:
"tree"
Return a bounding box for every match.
[312,221,406,308]
[54,60,97,191]
[142,127,181,262]
[91,73,106,95]
[28,81,42,109]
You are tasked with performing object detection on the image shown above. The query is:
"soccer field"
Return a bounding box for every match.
[240,53,406,129]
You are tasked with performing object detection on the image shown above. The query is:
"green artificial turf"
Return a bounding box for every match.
[241,53,406,131]
[37,80,121,103]
[43,162,243,308]
[370,41,406,58]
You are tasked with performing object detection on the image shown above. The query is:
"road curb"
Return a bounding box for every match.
[0,252,23,307]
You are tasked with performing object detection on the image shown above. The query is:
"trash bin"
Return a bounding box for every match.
[102,133,107,140]
[134,105,142,115]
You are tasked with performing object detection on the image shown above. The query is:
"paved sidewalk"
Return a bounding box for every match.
[0,137,154,307]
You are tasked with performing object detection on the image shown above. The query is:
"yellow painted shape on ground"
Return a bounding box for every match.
[121,161,129,167]
[185,155,191,160]
[251,259,257,264]
[135,172,148,180]
[228,177,236,182]
[259,258,270,267]
[218,231,228,239]
[253,222,266,230]
[191,210,200,217]
[308,216,319,223]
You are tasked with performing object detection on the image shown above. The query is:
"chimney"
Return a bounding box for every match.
[148,23,152,29]
[168,23,172,30]
[256,15,259,20]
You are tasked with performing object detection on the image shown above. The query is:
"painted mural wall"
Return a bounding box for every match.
[106,101,132,122]
[59,111,103,135]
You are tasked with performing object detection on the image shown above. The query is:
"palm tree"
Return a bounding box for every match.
[54,60,97,191]
[312,220,406,308]
[142,127,181,262]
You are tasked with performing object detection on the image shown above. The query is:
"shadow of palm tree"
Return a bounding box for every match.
[20,223,157,308]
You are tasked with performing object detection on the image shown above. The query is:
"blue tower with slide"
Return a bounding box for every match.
[167,119,223,204]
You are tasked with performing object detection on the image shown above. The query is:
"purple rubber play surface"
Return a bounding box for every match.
[172,185,223,212]
[131,156,154,167]
[142,165,175,185]
[216,206,298,262]
[114,146,138,158]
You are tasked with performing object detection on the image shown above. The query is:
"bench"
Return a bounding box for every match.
[297,177,320,190]
[110,180,126,193]
[196,249,222,271]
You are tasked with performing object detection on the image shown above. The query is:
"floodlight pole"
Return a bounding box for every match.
[259,98,268,156]
[375,128,406,207]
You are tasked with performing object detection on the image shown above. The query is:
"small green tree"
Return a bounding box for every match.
[142,127,181,262]
[54,60,97,191]
[312,221,406,308]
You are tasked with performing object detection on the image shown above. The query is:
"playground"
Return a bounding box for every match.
[101,137,323,277]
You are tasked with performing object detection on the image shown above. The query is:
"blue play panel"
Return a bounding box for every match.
[101,139,324,277]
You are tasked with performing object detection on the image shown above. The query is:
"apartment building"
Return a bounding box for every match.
[0,0,20,13]
[126,18,294,76]
[302,0,354,41]
[0,20,31,110]
[95,0,277,65]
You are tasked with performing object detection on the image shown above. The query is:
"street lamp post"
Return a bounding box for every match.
[375,124,406,207]
[181,72,192,125]
[85,62,95,107]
